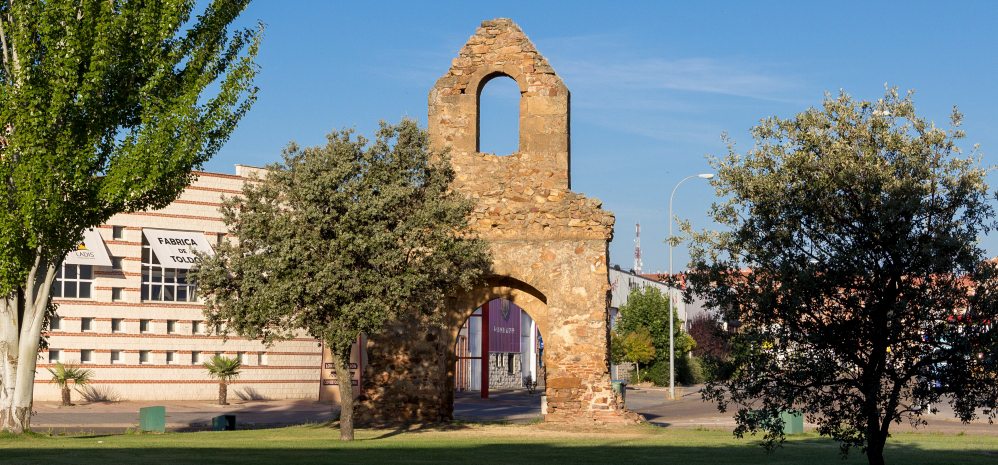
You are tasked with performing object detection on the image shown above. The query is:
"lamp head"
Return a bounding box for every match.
[698,173,715,179]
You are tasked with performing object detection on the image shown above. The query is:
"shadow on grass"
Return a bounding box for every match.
[3,434,997,465]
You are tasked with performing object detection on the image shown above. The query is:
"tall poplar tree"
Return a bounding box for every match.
[686,89,998,465]
[192,120,491,441]
[0,0,259,432]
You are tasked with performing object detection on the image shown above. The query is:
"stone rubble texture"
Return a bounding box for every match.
[357,18,635,425]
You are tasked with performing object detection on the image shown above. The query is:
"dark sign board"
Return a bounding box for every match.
[322,379,358,386]
[323,362,358,369]
[489,299,521,353]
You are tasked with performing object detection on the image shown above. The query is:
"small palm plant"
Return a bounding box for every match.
[203,355,241,405]
[48,362,94,406]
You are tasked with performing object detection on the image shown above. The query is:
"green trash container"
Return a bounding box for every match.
[139,406,166,433]
[212,414,236,431]
[780,410,804,435]
[611,380,627,405]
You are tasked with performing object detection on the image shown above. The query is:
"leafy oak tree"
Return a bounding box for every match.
[685,89,998,465]
[192,120,491,441]
[0,0,259,432]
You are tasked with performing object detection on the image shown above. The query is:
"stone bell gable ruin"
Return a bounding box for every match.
[428,18,571,192]
[358,18,628,424]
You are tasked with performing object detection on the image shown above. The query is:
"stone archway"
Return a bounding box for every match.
[450,289,548,417]
[357,18,629,425]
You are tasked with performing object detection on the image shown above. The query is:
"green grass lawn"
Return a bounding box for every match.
[2,423,996,465]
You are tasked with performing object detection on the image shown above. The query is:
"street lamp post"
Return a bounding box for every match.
[668,173,714,400]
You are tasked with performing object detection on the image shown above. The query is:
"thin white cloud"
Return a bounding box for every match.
[559,57,802,102]
[582,111,726,146]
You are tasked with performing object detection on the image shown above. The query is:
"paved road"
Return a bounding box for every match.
[29,386,998,435]
[627,385,998,435]
[453,390,543,423]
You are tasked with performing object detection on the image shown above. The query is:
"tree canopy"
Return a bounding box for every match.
[0,0,259,433]
[685,88,998,465]
[616,286,696,385]
[193,119,491,440]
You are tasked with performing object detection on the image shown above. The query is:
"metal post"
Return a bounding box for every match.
[529,318,537,383]
[668,173,714,401]
[481,301,490,400]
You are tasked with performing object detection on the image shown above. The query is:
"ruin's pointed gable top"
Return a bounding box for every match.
[432,18,566,100]
[440,18,562,86]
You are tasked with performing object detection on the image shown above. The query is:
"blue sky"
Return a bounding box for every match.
[209,1,998,273]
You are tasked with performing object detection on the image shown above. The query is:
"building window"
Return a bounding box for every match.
[257,352,267,366]
[167,320,176,334]
[51,264,93,299]
[81,317,93,332]
[110,350,121,364]
[192,351,202,364]
[139,351,150,364]
[192,321,203,335]
[111,257,124,271]
[111,287,123,302]
[112,226,125,240]
[141,238,196,302]
[49,315,61,331]
[166,351,175,364]
[81,349,93,363]
[139,319,150,333]
[48,349,61,363]
[111,318,123,333]
[238,352,248,364]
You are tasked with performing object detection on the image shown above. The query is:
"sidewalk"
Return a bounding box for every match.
[32,399,336,433]
[30,391,545,433]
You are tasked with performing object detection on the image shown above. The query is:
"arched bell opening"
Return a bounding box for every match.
[475,72,524,156]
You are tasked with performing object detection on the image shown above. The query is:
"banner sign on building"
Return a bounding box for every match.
[64,228,113,266]
[488,298,521,353]
[142,229,215,269]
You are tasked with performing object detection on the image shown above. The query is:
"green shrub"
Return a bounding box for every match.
[678,355,705,385]
[698,355,736,382]
[638,355,705,386]
[641,360,669,386]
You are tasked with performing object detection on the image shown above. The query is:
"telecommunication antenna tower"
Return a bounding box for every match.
[634,223,643,275]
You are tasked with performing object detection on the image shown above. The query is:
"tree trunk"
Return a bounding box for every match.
[866,430,887,465]
[1,260,57,433]
[0,295,23,432]
[218,382,228,405]
[61,386,71,406]
[329,345,354,441]
[862,377,887,465]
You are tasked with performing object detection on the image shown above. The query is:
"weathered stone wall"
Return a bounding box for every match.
[488,353,524,391]
[358,18,631,425]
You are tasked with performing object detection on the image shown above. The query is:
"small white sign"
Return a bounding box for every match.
[143,229,215,270]
[64,228,113,266]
